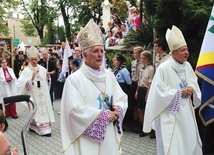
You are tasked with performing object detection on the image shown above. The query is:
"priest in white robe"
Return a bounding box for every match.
[61,19,128,155]
[143,25,202,155]
[0,58,18,119]
[17,46,55,137]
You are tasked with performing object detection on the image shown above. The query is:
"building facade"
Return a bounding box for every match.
[7,15,41,46]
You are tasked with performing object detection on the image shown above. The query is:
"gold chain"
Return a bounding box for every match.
[90,80,106,100]
[173,68,187,87]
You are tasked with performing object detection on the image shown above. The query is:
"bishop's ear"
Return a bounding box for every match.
[82,52,87,58]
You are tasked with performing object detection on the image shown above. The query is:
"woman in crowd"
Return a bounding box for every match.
[112,54,132,129]
[113,13,122,25]
[115,31,124,45]
[112,54,132,91]
[105,30,115,48]
[69,59,79,74]
[128,18,137,31]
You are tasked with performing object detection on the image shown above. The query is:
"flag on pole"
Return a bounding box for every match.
[62,39,73,74]
[102,50,107,68]
[195,5,214,126]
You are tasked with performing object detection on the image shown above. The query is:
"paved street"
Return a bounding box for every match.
[4,99,156,155]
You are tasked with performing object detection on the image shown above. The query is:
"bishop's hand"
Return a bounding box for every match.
[109,109,119,122]
[181,86,193,98]
[186,86,194,98]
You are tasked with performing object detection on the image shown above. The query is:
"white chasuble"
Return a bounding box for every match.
[17,65,55,124]
[61,63,128,155]
[143,57,202,155]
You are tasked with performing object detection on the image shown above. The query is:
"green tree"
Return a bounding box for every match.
[88,0,103,23]
[45,12,57,44]
[0,0,19,35]
[143,0,213,67]
[111,0,129,22]
[20,0,55,41]
[58,25,66,43]
[45,19,55,44]
[77,0,135,25]
[51,0,136,42]
[76,3,93,26]
[20,18,38,37]
[52,0,79,42]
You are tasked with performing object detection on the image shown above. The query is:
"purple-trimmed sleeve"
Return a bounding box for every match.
[167,89,182,114]
[25,80,32,91]
[84,110,111,143]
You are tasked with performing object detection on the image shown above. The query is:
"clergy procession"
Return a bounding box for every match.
[1,2,214,155]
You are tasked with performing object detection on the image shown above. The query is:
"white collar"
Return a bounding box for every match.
[172,57,184,68]
[86,65,103,76]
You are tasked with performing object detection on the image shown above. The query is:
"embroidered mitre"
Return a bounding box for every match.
[27,46,39,58]
[165,25,187,52]
[77,19,104,51]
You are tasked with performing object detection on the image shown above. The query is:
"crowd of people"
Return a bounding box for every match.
[0,7,213,155]
[0,38,84,138]
[102,7,146,49]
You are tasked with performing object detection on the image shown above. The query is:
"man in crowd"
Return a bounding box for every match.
[38,48,56,103]
[135,51,154,137]
[61,19,128,155]
[130,46,144,133]
[153,38,170,71]
[73,47,82,68]
[14,49,27,78]
[121,23,128,37]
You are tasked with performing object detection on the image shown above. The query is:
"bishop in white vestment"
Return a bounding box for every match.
[61,19,128,155]
[143,25,202,155]
[17,46,55,136]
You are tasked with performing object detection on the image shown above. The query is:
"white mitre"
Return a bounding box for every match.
[18,46,26,52]
[18,42,26,54]
[27,45,39,58]
[165,25,187,51]
[77,19,104,51]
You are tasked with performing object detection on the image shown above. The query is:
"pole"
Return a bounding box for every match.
[152,16,157,68]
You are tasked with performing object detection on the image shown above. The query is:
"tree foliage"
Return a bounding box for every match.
[20,18,38,37]
[9,0,212,58]
[110,0,129,22]
[88,0,103,23]
[52,0,80,42]
[0,0,19,35]
[17,0,136,43]
[143,0,213,67]
[45,16,56,44]
[77,3,94,26]
[20,0,56,40]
